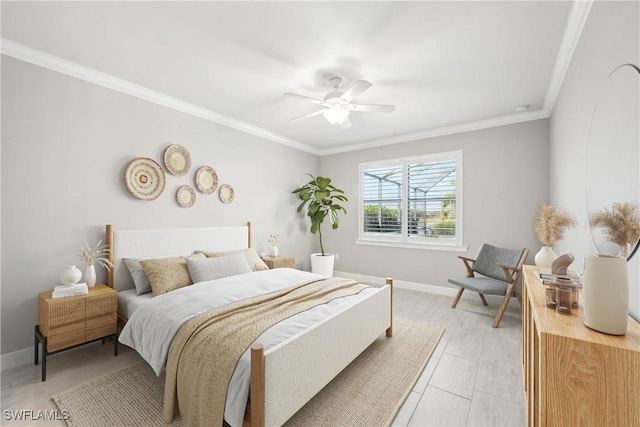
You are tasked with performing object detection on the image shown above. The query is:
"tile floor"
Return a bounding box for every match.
[1,288,524,426]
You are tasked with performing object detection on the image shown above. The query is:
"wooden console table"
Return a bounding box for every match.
[522,265,640,426]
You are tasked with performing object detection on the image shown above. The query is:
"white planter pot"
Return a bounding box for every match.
[310,253,335,277]
[534,246,558,268]
[85,265,96,288]
[583,254,629,335]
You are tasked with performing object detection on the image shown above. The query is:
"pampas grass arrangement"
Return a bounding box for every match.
[589,202,640,257]
[533,204,577,246]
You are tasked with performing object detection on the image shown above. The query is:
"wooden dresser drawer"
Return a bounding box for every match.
[39,296,86,334]
[86,292,117,318]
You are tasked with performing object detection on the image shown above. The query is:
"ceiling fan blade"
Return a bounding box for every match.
[340,118,352,129]
[339,80,372,103]
[348,104,396,113]
[284,93,324,105]
[289,109,325,122]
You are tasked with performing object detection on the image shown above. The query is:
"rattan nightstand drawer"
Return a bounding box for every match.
[40,297,85,332]
[86,313,117,341]
[86,293,117,318]
[47,322,86,352]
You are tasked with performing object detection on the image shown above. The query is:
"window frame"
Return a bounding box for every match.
[356,150,466,252]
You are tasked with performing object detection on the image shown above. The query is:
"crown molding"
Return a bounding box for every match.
[0,38,319,156]
[318,109,549,156]
[543,0,594,114]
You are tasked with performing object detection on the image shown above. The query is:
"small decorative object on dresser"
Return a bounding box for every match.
[77,240,113,288]
[551,253,575,275]
[532,204,577,268]
[59,265,82,286]
[268,233,279,257]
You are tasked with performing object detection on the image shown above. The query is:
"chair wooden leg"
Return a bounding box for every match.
[514,285,523,306]
[493,282,515,328]
[451,287,465,308]
[478,293,488,306]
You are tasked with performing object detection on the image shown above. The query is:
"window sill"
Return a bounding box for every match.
[355,239,468,252]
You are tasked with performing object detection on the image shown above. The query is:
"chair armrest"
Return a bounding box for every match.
[458,256,476,277]
[496,263,520,272]
[497,263,521,283]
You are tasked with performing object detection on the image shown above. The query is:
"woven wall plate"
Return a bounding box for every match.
[176,185,196,208]
[124,158,166,201]
[163,144,191,176]
[219,184,234,204]
[195,166,218,194]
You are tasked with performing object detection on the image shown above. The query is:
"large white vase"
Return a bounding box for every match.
[583,254,628,335]
[310,253,335,277]
[534,246,557,268]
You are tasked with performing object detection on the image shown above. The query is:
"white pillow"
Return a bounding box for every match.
[123,258,152,295]
[186,251,251,283]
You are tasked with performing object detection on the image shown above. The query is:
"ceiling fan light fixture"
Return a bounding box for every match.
[323,106,350,125]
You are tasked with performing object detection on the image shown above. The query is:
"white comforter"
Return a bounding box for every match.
[118,268,377,427]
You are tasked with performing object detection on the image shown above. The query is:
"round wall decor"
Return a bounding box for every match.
[219,184,234,204]
[163,144,192,176]
[195,166,218,194]
[176,185,196,208]
[124,158,166,201]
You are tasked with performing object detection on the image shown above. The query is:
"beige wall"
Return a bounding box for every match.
[319,119,549,289]
[550,0,640,319]
[1,57,319,355]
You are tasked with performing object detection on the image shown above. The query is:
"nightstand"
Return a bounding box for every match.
[262,255,295,269]
[35,283,118,381]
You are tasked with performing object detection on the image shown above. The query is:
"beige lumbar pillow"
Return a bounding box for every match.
[140,254,206,296]
[201,248,269,271]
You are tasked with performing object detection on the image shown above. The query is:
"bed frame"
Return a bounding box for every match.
[104,222,392,427]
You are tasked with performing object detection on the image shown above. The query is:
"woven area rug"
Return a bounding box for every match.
[52,317,444,427]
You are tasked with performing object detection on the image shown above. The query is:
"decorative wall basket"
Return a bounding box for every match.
[583,253,629,335]
[124,158,166,201]
[176,185,196,208]
[219,184,234,204]
[195,166,218,194]
[163,144,192,176]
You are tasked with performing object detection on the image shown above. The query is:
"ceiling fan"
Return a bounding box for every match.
[284,77,395,129]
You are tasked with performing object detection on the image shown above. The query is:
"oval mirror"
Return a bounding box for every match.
[586,64,640,260]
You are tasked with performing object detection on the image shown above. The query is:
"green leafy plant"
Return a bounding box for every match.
[292,174,348,256]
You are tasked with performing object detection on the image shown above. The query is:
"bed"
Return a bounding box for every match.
[105,223,393,427]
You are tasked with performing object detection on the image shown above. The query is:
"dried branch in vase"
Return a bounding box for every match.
[589,202,640,256]
[533,204,577,246]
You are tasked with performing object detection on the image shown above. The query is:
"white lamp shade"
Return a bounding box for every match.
[323,107,350,125]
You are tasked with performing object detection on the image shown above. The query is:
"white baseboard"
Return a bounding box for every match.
[334,270,518,306]
[1,346,33,372]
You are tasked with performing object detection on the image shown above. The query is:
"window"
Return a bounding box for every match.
[358,151,464,250]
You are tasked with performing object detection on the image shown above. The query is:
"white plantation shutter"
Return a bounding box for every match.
[359,151,462,247]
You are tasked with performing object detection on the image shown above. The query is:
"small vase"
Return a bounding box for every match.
[60,265,82,286]
[85,265,96,288]
[270,245,279,257]
[583,254,628,335]
[534,246,557,268]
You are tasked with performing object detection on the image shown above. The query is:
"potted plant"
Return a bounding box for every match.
[292,174,348,276]
[532,204,577,267]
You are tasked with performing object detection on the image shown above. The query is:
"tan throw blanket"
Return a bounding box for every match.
[163,277,369,426]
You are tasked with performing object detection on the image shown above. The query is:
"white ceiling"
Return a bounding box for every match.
[2,1,585,155]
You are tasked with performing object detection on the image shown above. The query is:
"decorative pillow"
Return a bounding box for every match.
[123,258,152,295]
[140,254,206,296]
[186,252,251,283]
[199,248,269,271]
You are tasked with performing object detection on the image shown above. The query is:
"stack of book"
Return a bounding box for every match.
[52,282,88,298]
[534,269,583,287]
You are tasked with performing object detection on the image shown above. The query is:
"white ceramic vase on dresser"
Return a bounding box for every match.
[583,253,629,335]
[60,265,82,286]
[85,264,96,288]
[534,245,558,268]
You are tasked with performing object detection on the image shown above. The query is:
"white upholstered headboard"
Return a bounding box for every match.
[106,223,251,291]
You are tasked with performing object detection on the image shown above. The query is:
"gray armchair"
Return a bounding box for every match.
[448,244,529,328]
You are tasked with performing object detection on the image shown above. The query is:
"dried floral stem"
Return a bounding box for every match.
[533,204,577,246]
[268,233,279,245]
[77,240,113,270]
[590,202,640,254]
